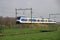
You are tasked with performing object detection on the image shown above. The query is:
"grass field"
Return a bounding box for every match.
[0,25,60,40]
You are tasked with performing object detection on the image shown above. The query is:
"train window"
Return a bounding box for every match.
[48,20,52,22]
[38,20,40,22]
[17,17,20,20]
[21,19,27,21]
[44,20,47,22]
[29,19,36,22]
[41,20,44,22]
[54,21,56,22]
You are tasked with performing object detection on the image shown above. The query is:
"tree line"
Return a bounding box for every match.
[0,16,16,26]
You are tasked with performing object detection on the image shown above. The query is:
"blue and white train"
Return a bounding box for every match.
[16,16,56,24]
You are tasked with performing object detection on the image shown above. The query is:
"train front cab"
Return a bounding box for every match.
[16,16,21,24]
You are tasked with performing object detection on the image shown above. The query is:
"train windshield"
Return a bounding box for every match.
[17,17,20,20]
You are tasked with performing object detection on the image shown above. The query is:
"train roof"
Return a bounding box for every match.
[17,16,55,20]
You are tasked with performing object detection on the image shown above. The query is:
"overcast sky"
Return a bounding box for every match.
[0,0,60,18]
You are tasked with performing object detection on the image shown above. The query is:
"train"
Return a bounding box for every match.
[16,16,56,24]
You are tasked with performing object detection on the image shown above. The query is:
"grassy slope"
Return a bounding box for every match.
[0,26,60,40]
[1,32,60,40]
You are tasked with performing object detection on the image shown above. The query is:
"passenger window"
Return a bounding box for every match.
[21,19,27,21]
[44,20,47,22]
[48,20,52,22]
[41,20,44,22]
[37,20,40,22]
[29,19,36,22]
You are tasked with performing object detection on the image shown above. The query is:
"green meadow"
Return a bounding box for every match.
[0,25,60,40]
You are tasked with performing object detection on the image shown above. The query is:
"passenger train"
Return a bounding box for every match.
[16,16,56,24]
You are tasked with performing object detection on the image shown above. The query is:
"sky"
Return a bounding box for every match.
[0,0,60,18]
